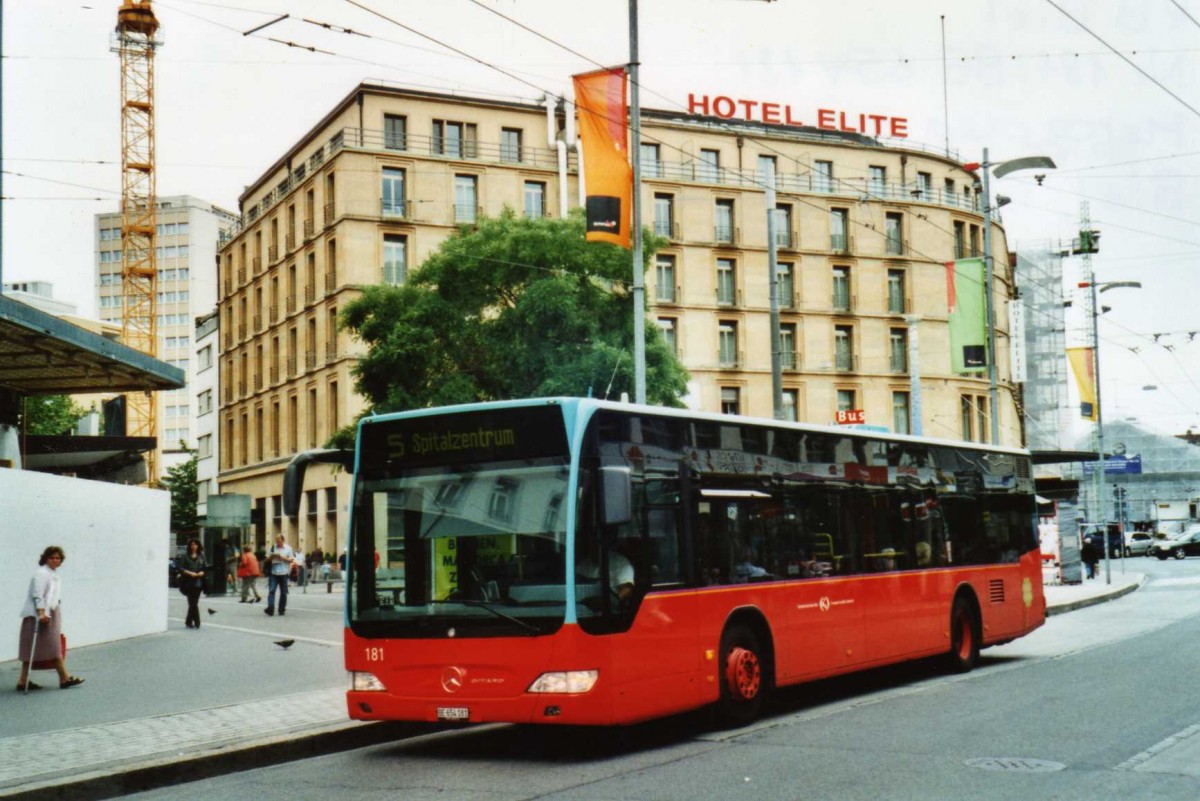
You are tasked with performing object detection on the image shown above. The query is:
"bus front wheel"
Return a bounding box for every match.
[717,624,768,726]
[947,597,980,673]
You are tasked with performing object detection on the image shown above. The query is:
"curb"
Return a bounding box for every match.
[1045,575,1146,617]
[1,720,430,801]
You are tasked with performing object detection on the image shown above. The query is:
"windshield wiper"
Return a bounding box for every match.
[430,599,541,636]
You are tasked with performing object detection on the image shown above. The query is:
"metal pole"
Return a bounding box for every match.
[628,0,646,405]
[981,147,1000,445]
[765,162,783,419]
[1087,243,1109,584]
[905,315,923,435]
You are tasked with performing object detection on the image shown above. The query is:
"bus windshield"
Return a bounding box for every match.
[347,405,571,638]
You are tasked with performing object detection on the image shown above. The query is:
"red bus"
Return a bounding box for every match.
[285,397,1045,726]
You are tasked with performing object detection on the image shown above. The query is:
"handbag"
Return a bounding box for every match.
[32,634,67,670]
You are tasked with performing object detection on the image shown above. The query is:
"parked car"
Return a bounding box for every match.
[1125,530,1154,557]
[1149,524,1200,560]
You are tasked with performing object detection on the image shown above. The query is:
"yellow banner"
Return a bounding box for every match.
[1067,347,1097,421]
[573,68,632,248]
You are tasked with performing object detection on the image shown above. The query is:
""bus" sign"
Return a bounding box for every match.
[836,409,866,425]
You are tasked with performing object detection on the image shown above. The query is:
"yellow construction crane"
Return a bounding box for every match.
[113,1,161,480]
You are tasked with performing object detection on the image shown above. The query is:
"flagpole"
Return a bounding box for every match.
[629,0,646,405]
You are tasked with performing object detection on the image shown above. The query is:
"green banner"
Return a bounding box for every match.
[947,258,987,374]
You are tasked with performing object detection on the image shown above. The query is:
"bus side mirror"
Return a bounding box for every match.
[283,448,355,518]
[601,466,632,527]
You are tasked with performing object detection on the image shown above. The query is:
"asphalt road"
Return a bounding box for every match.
[123,556,1200,801]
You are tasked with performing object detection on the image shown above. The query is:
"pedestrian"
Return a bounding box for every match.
[223,539,239,595]
[237,543,262,603]
[16,545,85,691]
[178,538,208,628]
[264,534,296,617]
[1081,535,1099,580]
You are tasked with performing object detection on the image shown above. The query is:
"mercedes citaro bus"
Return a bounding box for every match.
[284,397,1044,726]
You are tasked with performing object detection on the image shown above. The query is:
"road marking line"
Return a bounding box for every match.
[1114,723,1200,771]
[167,618,340,647]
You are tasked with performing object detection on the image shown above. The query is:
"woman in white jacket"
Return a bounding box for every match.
[15,545,84,691]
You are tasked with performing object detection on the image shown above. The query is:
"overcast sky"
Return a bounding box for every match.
[3,0,1198,438]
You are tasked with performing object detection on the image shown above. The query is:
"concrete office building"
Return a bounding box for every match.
[95,196,238,477]
[216,82,1014,556]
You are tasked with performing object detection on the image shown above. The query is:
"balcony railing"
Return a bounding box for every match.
[830,234,854,254]
[218,126,972,244]
[286,296,296,313]
[887,296,910,315]
[304,284,316,304]
[653,220,679,239]
[834,353,859,372]
[237,266,246,284]
[325,272,337,292]
[832,293,856,313]
[654,284,680,304]
[269,305,278,324]
[781,351,799,370]
[285,232,296,252]
[268,245,279,263]
[253,375,263,391]
[382,199,414,219]
[253,256,262,274]
[253,314,262,332]
[303,219,315,240]
[270,367,279,384]
[774,229,798,250]
[286,356,297,376]
[718,350,744,369]
[325,342,337,360]
[237,323,246,340]
[324,203,335,225]
[714,226,739,245]
[454,205,482,225]
[716,288,742,307]
[305,349,317,370]
[886,238,908,257]
[222,279,231,296]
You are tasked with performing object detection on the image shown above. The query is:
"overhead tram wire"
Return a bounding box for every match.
[1043,0,1200,121]
[1168,0,1200,32]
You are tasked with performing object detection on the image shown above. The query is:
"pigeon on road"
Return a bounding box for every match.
[274,639,295,649]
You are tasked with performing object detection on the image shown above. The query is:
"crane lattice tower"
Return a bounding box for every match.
[113,0,161,480]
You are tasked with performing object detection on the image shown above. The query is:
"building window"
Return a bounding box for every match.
[198,344,212,371]
[198,389,213,416]
[656,317,677,355]
[814,160,833,192]
[834,325,854,371]
[715,199,735,243]
[885,212,904,255]
[916,172,931,198]
[890,328,908,373]
[640,143,661,178]
[782,389,798,422]
[655,254,676,303]
[381,167,406,216]
[832,266,851,311]
[892,391,911,435]
[454,174,478,223]
[720,387,740,415]
[653,193,674,238]
[433,120,477,158]
[716,258,736,305]
[698,148,720,182]
[944,178,956,203]
[837,388,856,413]
[960,394,988,442]
[773,204,793,248]
[953,220,967,259]
[869,165,886,196]
[969,224,981,257]
[976,395,989,443]
[757,154,776,184]
[718,320,739,367]
[830,208,849,252]
[523,181,545,219]
[961,395,975,441]
[779,323,797,369]
[487,478,518,523]
[197,434,212,459]
[383,234,407,285]
[501,128,523,162]
[777,261,794,308]
[384,113,407,150]
[887,269,906,313]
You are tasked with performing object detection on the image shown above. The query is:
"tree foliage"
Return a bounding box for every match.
[22,395,86,436]
[158,454,200,536]
[339,209,689,416]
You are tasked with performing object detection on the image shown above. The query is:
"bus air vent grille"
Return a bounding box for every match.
[989,579,1005,604]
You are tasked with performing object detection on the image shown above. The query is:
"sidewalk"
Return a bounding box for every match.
[0,572,1144,800]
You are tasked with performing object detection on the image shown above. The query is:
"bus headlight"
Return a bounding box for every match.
[527,670,599,694]
[349,671,386,692]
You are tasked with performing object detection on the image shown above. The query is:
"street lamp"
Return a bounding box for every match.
[963,150,1056,444]
[1082,278,1141,584]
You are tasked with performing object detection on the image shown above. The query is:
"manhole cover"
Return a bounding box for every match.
[964,757,1066,773]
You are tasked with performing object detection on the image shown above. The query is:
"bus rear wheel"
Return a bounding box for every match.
[717,624,768,727]
[947,597,980,673]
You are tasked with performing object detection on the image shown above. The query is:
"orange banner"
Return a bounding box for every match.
[1067,347,1098,421]
[573,68,632,248]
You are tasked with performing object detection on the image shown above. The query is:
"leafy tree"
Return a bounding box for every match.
[22,395,86,436]
[339,209,689,420]
[158,454,200,537]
